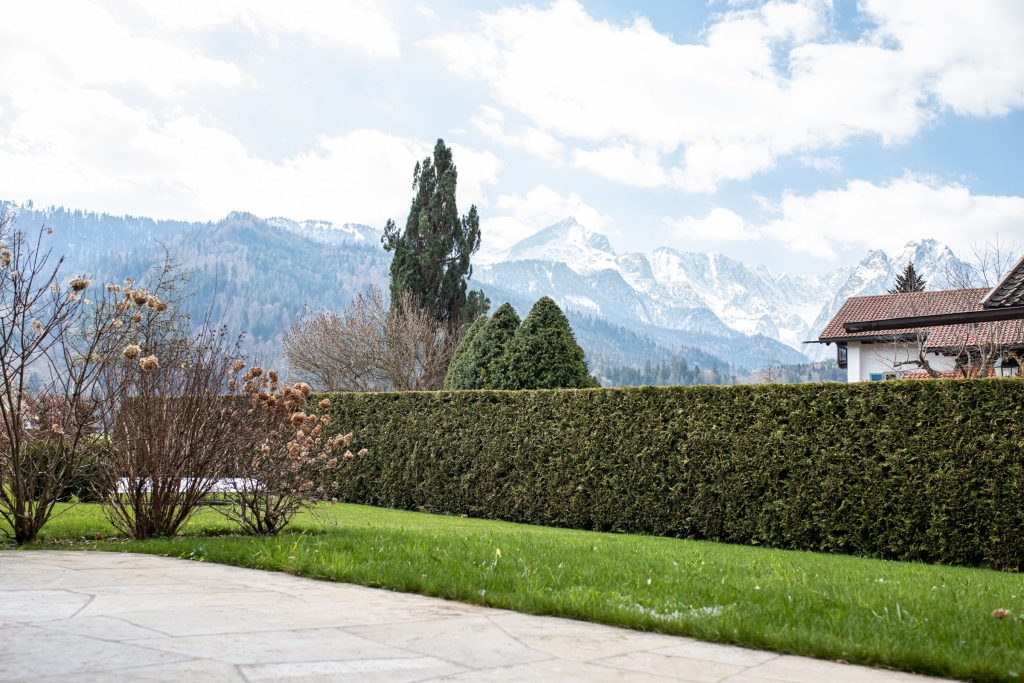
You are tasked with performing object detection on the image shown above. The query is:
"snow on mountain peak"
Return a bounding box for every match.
[504,216,619,274]
[481,221,970,366]
[266,216,377,246]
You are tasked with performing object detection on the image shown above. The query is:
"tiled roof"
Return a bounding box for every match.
[982,255,1024,308]
[899,368,991,380]
[817,288,1024,349]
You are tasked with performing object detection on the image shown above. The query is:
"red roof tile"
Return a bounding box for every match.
[818,288,1024,349]
[899,368,992,379]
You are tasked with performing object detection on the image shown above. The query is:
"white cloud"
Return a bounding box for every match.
[477,185,611,261]
[428,0,1024,192]
[132,0,401,59]
[0,112,499,229]
[572,144,668,188]
[495,185,610,231]
[665,208,755,242]
[470,106,564,162]
[763,176,1024,259]
[416,5,438,21]
[865,0,1024,117]
[0,1,242,98]
[0,1,494,228]
[798,155,842,173]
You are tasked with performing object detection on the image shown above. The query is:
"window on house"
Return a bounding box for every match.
[837,344,848,369]
[868,372,885,381]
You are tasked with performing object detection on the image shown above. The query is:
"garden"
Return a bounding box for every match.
[13,501,1024,683]
[2,149,1023,683]
[6,377,1024,681]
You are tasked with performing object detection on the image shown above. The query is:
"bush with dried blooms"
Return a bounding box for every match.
[220,365,360,534]
[0,208,171,544]
[97,318,253,539]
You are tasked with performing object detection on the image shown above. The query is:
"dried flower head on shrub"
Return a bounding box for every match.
[68,276,90,292]
[217,369,360,535]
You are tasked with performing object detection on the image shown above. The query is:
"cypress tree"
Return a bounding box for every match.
[444,314,488,389]
[493,297,599,390]
[382,139,489,326]
[445,303,521,389]
[889,262,927,293]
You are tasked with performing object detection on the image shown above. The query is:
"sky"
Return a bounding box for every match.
[1,0,1023,275]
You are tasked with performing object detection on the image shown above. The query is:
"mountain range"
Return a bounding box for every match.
[475,217,963,366]
[3,201,966,378]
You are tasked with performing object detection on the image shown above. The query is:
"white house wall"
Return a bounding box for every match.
[845,341,957,382]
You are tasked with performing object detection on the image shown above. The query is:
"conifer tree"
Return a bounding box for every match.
[444,314,488,389]
[889,262,927,293]
[493,297,599,390]
[382,139,489,326]
[444,303,521,389]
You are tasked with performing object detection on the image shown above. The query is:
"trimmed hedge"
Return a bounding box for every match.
[323,380,1024,570]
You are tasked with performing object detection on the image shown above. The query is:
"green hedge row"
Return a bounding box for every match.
[322,380,1024,570]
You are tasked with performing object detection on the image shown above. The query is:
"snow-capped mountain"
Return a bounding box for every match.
[804,240,961,359]
[5,199,967,374]
[475,216,966,365]
[265,217,378,246]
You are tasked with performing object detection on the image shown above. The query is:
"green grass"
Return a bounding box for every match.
[8,503,1024,682]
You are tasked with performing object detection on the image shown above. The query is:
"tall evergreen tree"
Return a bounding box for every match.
[889,262,927,293]
[444,303,521,389]
[493,297,599,390]
[382,139,489,326]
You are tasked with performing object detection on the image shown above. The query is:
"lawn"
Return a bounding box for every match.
[8,502,1024,682]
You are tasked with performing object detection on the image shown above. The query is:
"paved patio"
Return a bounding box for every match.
[0,551,949,682]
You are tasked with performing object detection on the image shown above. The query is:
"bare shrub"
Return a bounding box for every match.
[0,209,151,544]
[220,371,360,534]
[97,316,253,539]
[283,287,461,391]
[945,236,1021,289]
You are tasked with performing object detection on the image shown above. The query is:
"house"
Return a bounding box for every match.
[816,256,1024,382]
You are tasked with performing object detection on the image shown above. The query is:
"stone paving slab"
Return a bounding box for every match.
[0,551,952,682]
